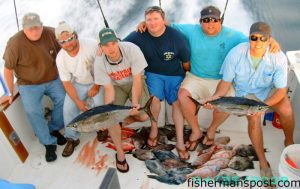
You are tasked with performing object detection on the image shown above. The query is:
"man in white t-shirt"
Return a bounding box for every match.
[94,28,150,173]
[55,22,104,157]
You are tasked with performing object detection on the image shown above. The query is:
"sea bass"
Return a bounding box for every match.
[67,96,154,132]
[189,96,269,116]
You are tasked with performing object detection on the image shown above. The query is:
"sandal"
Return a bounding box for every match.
[115,154,129,173]
[186,136,205,151]
[202,135,214,146]
[147,136,158,149]
[176,147,190,161]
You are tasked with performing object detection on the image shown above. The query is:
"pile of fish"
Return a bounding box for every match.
[145,150,194,185]
[130,130,268,185]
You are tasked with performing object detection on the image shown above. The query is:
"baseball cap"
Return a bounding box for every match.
[55,21,74,39]
[98,28,118,45]
[22,13,42,29]
[200,6,221,19]
[250,22,271,38]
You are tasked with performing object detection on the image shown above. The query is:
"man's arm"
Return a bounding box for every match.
[264,88,287,106]
[212,80,232,99]
[182,61,190,72]
[268,37,281,53]
[62,81,87,112]
[203,80,232,109]
[3,67,14,104]
[131,72,142,106]
[103,83,115,104]
[87,84,101,98]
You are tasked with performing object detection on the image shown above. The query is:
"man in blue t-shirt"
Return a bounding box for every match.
[124,6,191,161]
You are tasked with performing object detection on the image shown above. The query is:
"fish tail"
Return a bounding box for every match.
[139,96,156,122]
[188,96,203,115]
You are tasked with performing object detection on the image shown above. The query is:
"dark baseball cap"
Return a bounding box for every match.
[250,22,271,38]
[98,28,118,45]
[200,6,221,19]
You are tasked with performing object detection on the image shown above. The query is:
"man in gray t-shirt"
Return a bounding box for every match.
[94,28,150,173]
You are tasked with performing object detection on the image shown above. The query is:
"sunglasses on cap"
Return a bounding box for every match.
[145,6,165,14]
[58,34,76,45]
[201,17,220,23]
[250,35,269,42]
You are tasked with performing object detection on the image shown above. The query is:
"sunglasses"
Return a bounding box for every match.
[250,35,269,42]
[145,6,165,15]
[58,34,76,45]
[201,17,220,23]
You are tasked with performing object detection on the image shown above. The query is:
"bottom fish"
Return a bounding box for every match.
[228,156,254,171]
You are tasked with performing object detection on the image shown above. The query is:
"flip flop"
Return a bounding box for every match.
[202,135,215,146]
[186,136,203,151]
[147,136,158,149]
[115,154,129,173]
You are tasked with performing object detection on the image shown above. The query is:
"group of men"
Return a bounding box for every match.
[1,4,294,179]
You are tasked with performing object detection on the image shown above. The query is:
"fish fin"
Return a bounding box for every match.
[139,96,156,122]
[188,96,202,115]
[147,175,158,179]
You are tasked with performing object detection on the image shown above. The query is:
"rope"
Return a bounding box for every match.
[96,0,109,28]
[221,0,229,24]
[13,0,19,31]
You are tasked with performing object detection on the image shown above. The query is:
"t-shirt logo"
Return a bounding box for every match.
[108,68,132,81]
[164,52,174,61]
[220,42,225,49]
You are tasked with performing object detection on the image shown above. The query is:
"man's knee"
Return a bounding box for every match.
[273,97,294,117]
[139,114,149,122]
[178,88,190,102]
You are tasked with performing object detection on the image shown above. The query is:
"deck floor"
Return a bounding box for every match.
[8,117,286,189]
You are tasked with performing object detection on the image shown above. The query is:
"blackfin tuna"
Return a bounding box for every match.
[189,96,269,116]
[67,96,154,132]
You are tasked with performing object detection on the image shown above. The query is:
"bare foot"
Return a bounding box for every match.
[147,127,158,148]
[203,127,216,146]
[185,132,202,151]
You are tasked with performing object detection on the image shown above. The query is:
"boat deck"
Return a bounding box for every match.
[7,113,286,189]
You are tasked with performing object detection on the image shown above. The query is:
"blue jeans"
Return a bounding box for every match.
[64,82,104,140]
[18,78,65,145]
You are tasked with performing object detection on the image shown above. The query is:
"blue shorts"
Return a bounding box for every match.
[145,72,184,105]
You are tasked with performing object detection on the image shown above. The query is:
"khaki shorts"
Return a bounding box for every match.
[113,77,150,107]
[180,72,235,100]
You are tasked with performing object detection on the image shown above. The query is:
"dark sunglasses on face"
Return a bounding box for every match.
[250,35,269,42]
[201,17,220,23]
[58,34,76,45]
